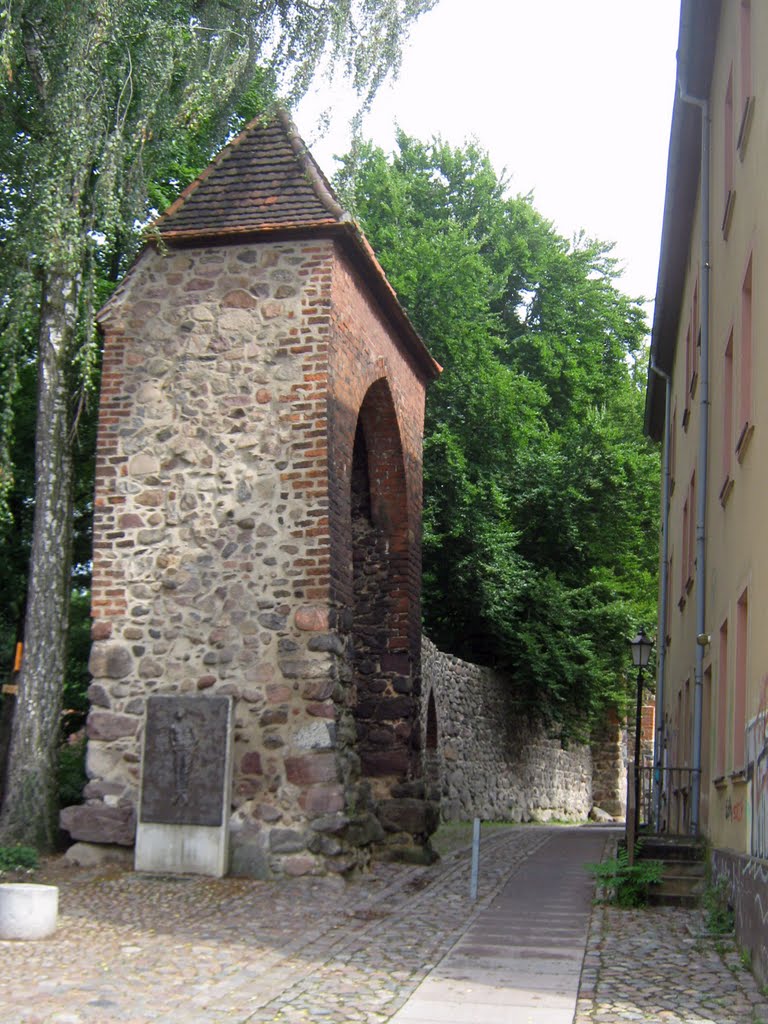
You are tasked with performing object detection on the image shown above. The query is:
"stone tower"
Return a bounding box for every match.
[62,110,441,876]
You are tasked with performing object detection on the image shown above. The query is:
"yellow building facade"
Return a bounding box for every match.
[646,0,768,976]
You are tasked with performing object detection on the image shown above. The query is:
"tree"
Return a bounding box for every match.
[336,134,659,736]
[0,0,437,847]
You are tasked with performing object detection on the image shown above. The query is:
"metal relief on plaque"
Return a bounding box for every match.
[140,695,232,827]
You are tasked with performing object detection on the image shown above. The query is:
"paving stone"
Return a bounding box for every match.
[1,826,767,1024]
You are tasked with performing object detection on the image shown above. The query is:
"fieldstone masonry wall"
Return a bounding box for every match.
[421,639,595,822]
[64,235,436,876]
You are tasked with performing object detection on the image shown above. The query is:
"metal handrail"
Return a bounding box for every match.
[631,764,695,836]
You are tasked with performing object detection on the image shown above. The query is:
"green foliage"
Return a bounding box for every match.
[0,843,38,873]
[587,847,663,907]
[336,134,660,735]
[704,879,735,935]
[57,735,87,809]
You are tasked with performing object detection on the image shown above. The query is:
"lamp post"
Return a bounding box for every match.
[629,628,654,839]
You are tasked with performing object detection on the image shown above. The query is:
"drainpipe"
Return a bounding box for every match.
[678,77,711,837]
[651,362,671,832]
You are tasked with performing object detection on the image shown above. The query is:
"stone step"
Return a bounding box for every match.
[647,889,701,908]
[649,861,706,908]
[656,859,706,878]
[636,836,706,862]
[630,835,707,908]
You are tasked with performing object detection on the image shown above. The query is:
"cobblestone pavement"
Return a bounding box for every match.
[575,899,768,1024]
[1,825,768,1024]
[0,827,549,1024]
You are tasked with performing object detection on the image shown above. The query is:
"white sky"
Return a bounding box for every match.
[297,0,681,315]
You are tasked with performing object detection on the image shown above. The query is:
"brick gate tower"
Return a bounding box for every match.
[61,110,440,877]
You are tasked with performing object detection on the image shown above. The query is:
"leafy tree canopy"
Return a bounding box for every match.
[336,133,659,737]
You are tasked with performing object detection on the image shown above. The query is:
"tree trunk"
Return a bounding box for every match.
[0,268,78,849]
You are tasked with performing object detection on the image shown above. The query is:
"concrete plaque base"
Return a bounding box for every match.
[135,822,230,877]
[135,694,234,877]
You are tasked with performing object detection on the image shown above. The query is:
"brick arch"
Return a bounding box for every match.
[350,377,420,800]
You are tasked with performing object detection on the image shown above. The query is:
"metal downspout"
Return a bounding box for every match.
[678,81,710,837]
[651,363,671,832]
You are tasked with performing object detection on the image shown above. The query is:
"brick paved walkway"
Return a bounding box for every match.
[1,825,766,1024]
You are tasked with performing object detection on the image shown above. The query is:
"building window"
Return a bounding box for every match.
[737,253,753,458]
[686,472,695,588]
[681,496,689,600]
[685,320,693,408]
[692,277,700,394]
[717,619,728,779]
[720,329,734,503]
[670,403,677,493]
[733,588,748,772]
[723,67,736,236]
[738,0,754,156]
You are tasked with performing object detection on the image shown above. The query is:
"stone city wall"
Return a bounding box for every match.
[421,639,593,822]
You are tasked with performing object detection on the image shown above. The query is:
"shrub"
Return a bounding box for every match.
[587,847,663,907]
[0,844,39,873]
[58,734,87,808]
[704,878,735,934]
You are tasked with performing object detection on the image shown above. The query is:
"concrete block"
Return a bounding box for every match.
[0,883,58,940]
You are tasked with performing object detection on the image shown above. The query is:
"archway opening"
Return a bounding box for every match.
[350,379,417,800]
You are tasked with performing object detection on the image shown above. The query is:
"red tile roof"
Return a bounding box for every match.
[155,109,345,239]
[152,108,440,382]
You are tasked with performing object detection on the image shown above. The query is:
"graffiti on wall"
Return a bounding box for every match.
[746,677,768,858]
[725,795,745,823]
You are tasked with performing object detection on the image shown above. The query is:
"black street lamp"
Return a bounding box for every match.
[629,628,654,839]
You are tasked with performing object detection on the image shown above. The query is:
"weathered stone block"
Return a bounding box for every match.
[345,814,385,847]
[307,634,344,655]
[285,752,338,786]
[359,748,410,777]
[86,682,111,708]
[281,854,316,876]
[230,834,272,879]
[308,813,348,834]
[241,751,263,775]
[305,702,335,720]
[300,679,335,701]
[269,828,307,853]
[88,645,133,679]
[377,798,436,836]
[308,833,343,856]
[299,784,344,815]
[295,721,335,750]
[87,712,139,742]
[295,606,329,631]
[91,621,113,641]
[60,804,136,846]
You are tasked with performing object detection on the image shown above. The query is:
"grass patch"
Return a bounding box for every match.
[430,821,517,858]
[0,844,39,874]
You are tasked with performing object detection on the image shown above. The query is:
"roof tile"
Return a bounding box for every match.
[155,111,344,238]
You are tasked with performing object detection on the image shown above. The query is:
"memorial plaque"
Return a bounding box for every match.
[140,695,232,827]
